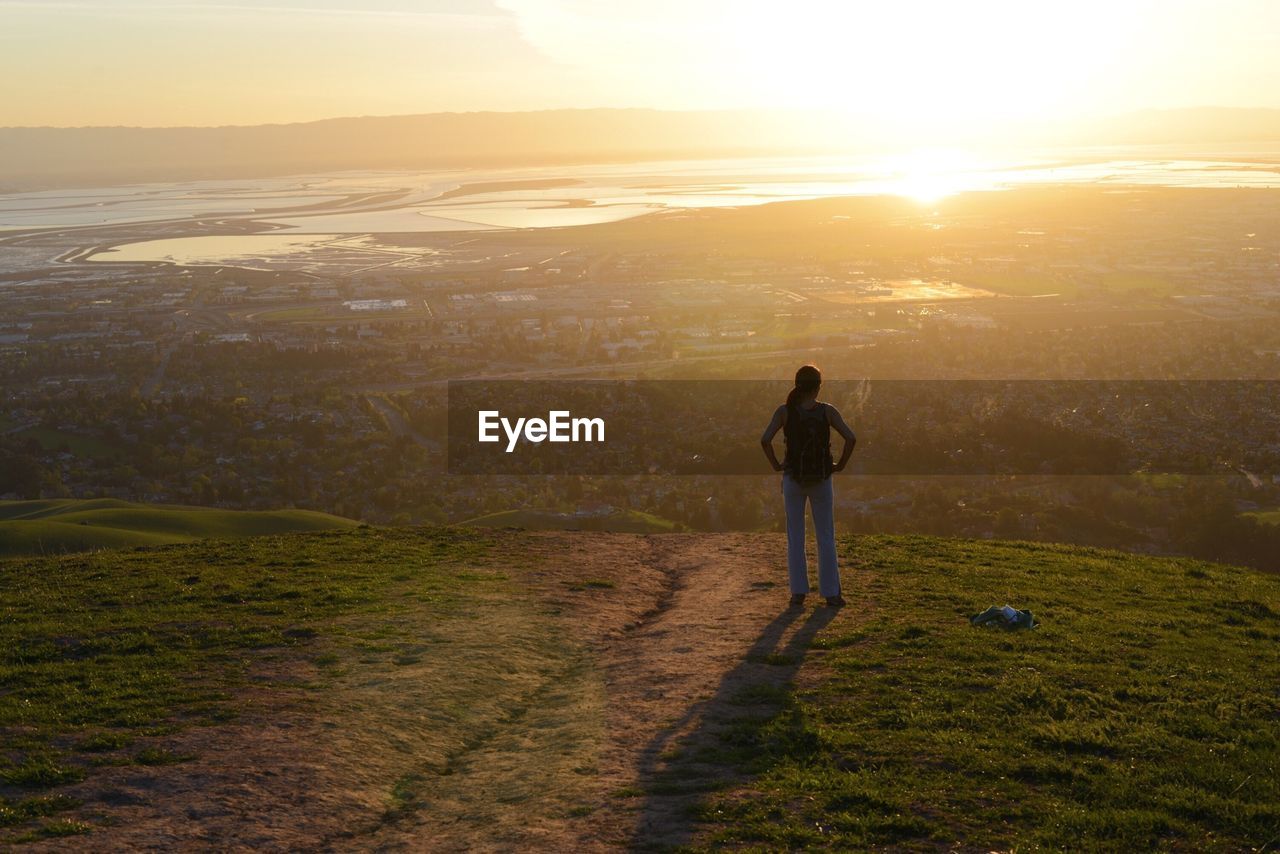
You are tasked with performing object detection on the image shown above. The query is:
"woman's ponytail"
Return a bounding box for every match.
[785,385,801,411]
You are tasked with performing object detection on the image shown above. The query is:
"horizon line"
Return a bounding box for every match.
[6,104,1280,133]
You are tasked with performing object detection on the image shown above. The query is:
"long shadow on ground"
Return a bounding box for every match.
[628,603,838,849]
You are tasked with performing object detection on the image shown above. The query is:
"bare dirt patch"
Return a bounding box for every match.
[25,530,861,851]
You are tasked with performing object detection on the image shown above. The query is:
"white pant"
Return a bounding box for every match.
[782,473,841,597]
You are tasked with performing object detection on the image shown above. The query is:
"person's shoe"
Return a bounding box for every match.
[825,595,847,608]
[789,594,806,607]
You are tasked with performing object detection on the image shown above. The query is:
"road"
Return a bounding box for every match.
[365,394,441,452]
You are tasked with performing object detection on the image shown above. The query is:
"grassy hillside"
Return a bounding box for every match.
[0,526,576,844]
[0,529,1276,847]
[676,536,1280,849]
[0,498,358,557]
[1246,509,1280,526]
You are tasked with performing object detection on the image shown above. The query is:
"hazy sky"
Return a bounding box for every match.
[3,0,1279,127]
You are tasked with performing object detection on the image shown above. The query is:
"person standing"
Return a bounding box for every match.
[760,365,856,607]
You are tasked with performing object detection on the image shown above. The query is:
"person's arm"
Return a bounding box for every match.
[827,404,857,472]
[760,405,786,472]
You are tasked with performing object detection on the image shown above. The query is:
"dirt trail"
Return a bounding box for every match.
[381,531,848,851]
[35,532,855,851]
[576,533,844,850]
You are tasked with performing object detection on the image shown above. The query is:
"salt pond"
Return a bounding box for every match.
[86,234,350,267]
[1,147,1275,268]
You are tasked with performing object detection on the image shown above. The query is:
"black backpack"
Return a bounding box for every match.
[784,403,833,484]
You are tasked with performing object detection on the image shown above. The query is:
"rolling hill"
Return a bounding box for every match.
[0,109,829,191]
[0,528,1276,848]
[5,106,1280,192]
[0,498,358,557]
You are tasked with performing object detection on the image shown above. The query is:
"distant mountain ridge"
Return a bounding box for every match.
[2,107,1280,193]
[0,109,825,192]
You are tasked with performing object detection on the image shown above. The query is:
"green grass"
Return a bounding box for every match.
[1134,471,1190,490]
[563,579,616,592]
[0,524,607,844]
[964,270,1177,299]
[0,526,484,732]
[966,272,1074,298]
[1098,271,1181,296]
[4,526,1277,847]
[1,757,85,788]
[0,527,499,838]
[132,748,196,767]
[967,271,1176,299]
[677,535,1280,850]
[1245,509,1280,526]
[0,795,79,829]
[461,508,677,533]
[26,818,91,838]
[0,498,359,557]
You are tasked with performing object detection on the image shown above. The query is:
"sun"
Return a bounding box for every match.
[713,1,1152,140]
[868,149,993,204]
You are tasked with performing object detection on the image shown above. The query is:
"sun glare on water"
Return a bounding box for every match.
[867,149,994,204]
